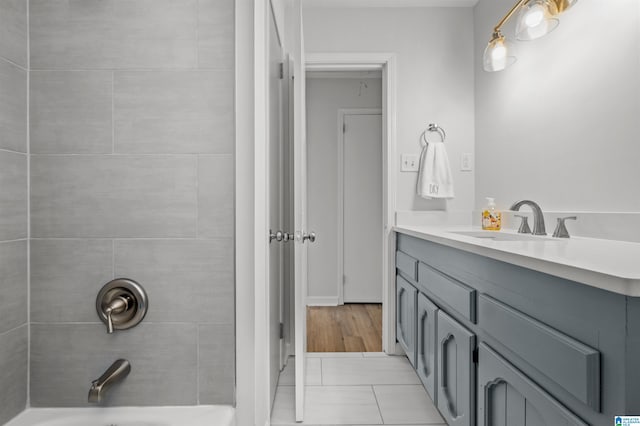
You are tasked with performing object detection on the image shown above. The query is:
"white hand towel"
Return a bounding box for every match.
[417,141,455,199]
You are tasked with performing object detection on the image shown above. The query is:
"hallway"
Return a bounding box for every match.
[307,304,382,352]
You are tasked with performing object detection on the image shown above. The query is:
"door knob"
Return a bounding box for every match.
[302,232,316,243]
[269,230,291,243]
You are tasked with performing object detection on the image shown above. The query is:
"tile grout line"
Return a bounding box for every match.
[196,323,200,404]
[0,53,28,72]
[26,0,31,408]
[111,70,115,154]
[0,147,28,155]
[370,385,385,425]
[196,155,199,238]
[111,239,115,279]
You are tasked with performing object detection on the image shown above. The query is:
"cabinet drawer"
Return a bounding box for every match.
[478,343,587,426]
[478,294,600,411]
[418,262,476,323]
[396,250,418,281]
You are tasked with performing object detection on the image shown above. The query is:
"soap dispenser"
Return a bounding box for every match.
[482,197,502,231]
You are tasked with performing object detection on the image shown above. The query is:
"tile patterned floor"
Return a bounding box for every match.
[271,352,446,426]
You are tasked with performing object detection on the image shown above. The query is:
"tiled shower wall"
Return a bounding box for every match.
[27,0,235,407]
[0,0,29,422]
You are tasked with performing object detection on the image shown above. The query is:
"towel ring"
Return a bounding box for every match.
[420,123,446,147]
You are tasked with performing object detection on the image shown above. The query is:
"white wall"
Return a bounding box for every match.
[303,7,476,215]
[306,76,382,300]
[474,0,640,213]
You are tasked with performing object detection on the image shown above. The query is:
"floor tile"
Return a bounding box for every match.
[271,385,383,425]
[322,356,420,386]
[362,352,388,357]
[373,385,444,424]
[307,352,364,358]
[278,357,322,386]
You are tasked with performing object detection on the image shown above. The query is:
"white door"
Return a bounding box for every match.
[292,3,309,421]
[342,113,383,303]
[268,5,284,407]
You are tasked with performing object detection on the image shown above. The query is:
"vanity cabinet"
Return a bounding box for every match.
[416,292,438,403]
[396,275,417,367]
[394,231,635,426]
[436,310,476,426]
[477,344,587,426]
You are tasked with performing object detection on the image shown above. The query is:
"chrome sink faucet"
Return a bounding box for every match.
[88,359,131,404]
[510,200,547,236]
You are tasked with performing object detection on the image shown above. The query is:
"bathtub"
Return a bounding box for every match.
[5,405,234,426]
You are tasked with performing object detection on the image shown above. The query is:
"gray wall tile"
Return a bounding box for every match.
[31,155,197,238]
[30,0,198,69]
[0,151,27,240]
[114,239,233,324]
[114,70,233,154]
[0,325,28,424]
[31,239,113,323]
[30,323,197,406]
[198,155,234,238]
[0,241,27,334]
[0,0,27,68]
[30,71,113,154]
[198,0,234,69]
[199,324,234,404]
[0,59,27,153]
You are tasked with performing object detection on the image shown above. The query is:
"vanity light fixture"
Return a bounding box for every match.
[483,0,578,72]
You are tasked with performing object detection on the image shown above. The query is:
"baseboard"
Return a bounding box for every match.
[306,296,340,306]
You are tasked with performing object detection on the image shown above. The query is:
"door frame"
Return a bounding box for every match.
[336,108,383,305]
[306,53,398,354]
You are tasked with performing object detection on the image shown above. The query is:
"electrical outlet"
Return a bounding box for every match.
[401,154,419,172]
[461,153,473,171]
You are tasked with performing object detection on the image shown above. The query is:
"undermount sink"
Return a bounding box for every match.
[450,231,557,242]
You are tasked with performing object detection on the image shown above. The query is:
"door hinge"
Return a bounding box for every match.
[279,62,284,79]
[279,322,284,339]
[472,347,479,364]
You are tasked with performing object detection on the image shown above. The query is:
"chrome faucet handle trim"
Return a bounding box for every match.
[510,200,547,236]
[514,214,532,234]
[552,216,577,238]
[96,279,148,334]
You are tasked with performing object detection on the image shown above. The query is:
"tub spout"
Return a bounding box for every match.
[88,359,131,404]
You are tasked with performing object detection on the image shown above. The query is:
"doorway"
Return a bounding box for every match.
[305,71,383,352]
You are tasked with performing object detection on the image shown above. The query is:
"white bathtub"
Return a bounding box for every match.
[5,405,235,426]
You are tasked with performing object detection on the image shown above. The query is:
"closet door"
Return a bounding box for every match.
[417,292,438,403]
[396,275,417,366]
[437,310,476,426]
[478,344,587,426]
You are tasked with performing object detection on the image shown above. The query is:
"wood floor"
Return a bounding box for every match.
[307,304,382,352]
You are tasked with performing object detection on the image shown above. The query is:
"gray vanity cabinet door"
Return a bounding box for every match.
[417,292,438,403]
[437,310,476,426]
[396,275,417,367]
[478,344,587,426]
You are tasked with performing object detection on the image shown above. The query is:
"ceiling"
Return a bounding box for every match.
[302,0,479,8]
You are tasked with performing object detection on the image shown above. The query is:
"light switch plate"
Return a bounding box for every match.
[401,154,419,172]
[461,153,473,171]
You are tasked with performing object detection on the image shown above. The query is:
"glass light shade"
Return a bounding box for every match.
[516,0,559,41]
[483,35,516,72]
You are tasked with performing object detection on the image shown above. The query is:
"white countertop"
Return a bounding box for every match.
[394,225,640,297]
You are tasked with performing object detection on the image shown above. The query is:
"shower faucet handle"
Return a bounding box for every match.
[104,296,129,334]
